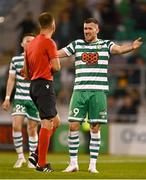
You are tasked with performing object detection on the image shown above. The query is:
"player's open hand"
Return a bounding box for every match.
[2,100,10,111]
[132,37,143,50]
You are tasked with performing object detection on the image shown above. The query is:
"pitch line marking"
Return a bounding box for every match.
[51,159,146,164]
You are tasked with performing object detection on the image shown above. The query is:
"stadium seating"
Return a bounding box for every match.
[0,0,19,16]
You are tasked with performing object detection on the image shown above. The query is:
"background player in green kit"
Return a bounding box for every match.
[58,18,143,173]
[2,34,40,168]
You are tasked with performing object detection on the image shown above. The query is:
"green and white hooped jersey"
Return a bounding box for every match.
[63,39,115,91]
[9,54,31,100]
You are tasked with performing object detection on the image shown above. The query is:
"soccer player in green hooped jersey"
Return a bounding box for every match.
[58,18,143,173]
[2,34,40,168]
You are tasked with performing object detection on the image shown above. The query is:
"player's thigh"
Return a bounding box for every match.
[89,91,107,123]
[12,100,26,130]
[12,99,26,116]
[68,91,87,122]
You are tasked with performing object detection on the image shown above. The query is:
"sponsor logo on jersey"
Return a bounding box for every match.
[81,52,99,65]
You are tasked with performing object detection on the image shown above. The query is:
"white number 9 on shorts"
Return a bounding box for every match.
[73,108,79,117]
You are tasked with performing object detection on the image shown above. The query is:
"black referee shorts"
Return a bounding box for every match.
[30,78,57,120]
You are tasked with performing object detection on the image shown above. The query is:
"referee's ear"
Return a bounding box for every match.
[21,42,24,48]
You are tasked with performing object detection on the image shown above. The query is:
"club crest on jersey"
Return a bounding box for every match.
[96,44,102,49]
[81,52,99,65]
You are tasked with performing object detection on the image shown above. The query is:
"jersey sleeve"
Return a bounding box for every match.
[9,57,16,74]
[47,39,58,59]
[105,40,115,53]
[63,41,76,56]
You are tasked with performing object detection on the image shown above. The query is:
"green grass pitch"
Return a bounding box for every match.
[0,152,146,179]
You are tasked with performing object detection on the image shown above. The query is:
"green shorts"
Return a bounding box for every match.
[12,99,40,122]
[68,91,107,124]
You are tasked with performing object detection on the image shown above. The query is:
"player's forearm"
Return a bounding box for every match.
[5,75,15,99]
[118,44,134,54]
[58,49,68,58]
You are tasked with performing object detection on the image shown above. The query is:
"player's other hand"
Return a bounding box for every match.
[2,100,10,111]
[20,68,25,77]
[132,37,143,50]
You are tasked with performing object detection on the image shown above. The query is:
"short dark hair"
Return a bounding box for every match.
[23,33,36,39]
[38,12,54,29]
[84,18,99,25]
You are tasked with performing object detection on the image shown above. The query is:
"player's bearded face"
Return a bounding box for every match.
[84,23,99,42]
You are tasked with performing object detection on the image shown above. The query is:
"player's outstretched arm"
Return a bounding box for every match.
[111,37,143,55]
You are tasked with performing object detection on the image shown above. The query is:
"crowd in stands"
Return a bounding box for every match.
[0,0,146,123]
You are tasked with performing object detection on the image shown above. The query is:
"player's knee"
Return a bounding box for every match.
[69,122,80,131]
[13,126,21,132]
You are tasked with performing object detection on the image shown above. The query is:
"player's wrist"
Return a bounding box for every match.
[5,95,10,100]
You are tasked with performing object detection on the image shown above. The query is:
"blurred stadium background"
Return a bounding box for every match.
[0,0,146,178]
